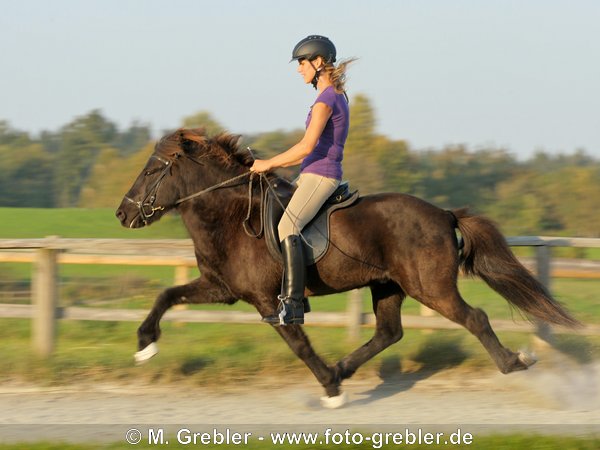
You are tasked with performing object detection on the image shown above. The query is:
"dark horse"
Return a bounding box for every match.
[116,128,579,407]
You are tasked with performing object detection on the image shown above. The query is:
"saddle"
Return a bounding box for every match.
[263,179,359,265]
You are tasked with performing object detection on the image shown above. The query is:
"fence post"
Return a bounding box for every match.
[347,289,363,341]
[174,265,190,285]
[534,245,554,345]
[419,304,436,334]
[420,305,435,316]
[32,247,58,357]
[172,266,190,325]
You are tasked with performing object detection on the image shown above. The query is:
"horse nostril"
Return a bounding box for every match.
[116,209,126,222]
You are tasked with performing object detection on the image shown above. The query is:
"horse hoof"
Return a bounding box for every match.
[320,392,348,409]
[518,350,537,368]
[134,342,159,365]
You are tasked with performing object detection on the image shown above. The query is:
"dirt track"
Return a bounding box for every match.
[1,348,598,443]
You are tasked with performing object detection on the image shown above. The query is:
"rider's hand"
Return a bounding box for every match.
[250,159,273,173]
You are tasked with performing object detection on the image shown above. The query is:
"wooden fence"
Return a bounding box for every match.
[0,236,599,357]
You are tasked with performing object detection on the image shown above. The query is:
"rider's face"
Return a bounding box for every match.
[297,57,322,84]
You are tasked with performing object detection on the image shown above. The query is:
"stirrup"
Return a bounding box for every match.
[262,295,304,326]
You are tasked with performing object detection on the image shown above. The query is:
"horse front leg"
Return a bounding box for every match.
[136,274,235,363]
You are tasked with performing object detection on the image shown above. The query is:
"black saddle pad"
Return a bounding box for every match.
[263,180,359,265]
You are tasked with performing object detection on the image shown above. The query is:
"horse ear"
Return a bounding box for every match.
[178,128,208,152]
[214,133,241,150]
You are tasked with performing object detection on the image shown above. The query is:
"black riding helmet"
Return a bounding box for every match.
[291,35,337,89]
[291,35,336,64]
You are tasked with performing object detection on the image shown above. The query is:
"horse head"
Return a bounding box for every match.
[115,128,250,229]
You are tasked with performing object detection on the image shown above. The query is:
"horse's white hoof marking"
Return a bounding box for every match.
[134,342,159,365]
[518,350,537,367]
[320,391,348,409]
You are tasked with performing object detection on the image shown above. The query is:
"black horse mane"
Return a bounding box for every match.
[156,128,254,168]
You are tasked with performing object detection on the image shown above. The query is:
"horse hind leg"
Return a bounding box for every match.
[417,288,534,374]
[333,282,405,382]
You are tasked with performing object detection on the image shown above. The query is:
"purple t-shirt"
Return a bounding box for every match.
[300,86,349,180]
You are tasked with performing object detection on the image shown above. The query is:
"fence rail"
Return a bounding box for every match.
[1,236,599,356]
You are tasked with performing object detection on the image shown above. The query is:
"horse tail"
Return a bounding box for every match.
[452,208,581,328]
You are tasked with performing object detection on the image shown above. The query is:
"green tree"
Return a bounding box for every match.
[0,122,54,207]
[114,121,152,157]
[546,166,600,237]
[0,121,32,147]
[0,142,54,207]
[373,136,420,193]
[244,129,305,179]
[343,94,384,194]
[54,110,117,207]
[181,111,225,135]
[416,146,517,210]
[39,130,61,155]
[486,172,554,235]
[80,142,155,208]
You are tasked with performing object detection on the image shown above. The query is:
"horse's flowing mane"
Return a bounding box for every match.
[156,128,254,168]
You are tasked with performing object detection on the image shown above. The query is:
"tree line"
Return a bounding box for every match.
[1,95,599,237]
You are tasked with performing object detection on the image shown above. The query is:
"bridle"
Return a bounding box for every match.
[124,154,177,225]
[124,152,253,228]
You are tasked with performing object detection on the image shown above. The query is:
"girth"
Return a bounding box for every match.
[263,180,359,265]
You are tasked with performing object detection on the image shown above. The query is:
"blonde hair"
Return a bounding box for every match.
[323,57,357,94]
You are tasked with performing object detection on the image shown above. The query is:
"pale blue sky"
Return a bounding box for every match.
[1,0,599,158]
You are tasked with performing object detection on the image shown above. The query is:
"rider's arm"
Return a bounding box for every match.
[251,102,332,172]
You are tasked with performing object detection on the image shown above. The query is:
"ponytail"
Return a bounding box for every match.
[326,57,357,94]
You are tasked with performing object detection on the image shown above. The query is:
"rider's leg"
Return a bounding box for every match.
[263,173,339,325]
[262,234,306,325]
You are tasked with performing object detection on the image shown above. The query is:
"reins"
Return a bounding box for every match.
[126,153,253,227]
[177,169,264,239]
[241,173,265,238]
[175,172,252,205]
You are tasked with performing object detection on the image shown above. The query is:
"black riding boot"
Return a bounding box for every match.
[262,235,307,325]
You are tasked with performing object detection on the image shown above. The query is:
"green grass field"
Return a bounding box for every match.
[0,207,189,239]
[0,207,188,284]
[1,315,598,387]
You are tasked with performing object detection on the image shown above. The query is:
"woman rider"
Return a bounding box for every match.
[251,35,354,326]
